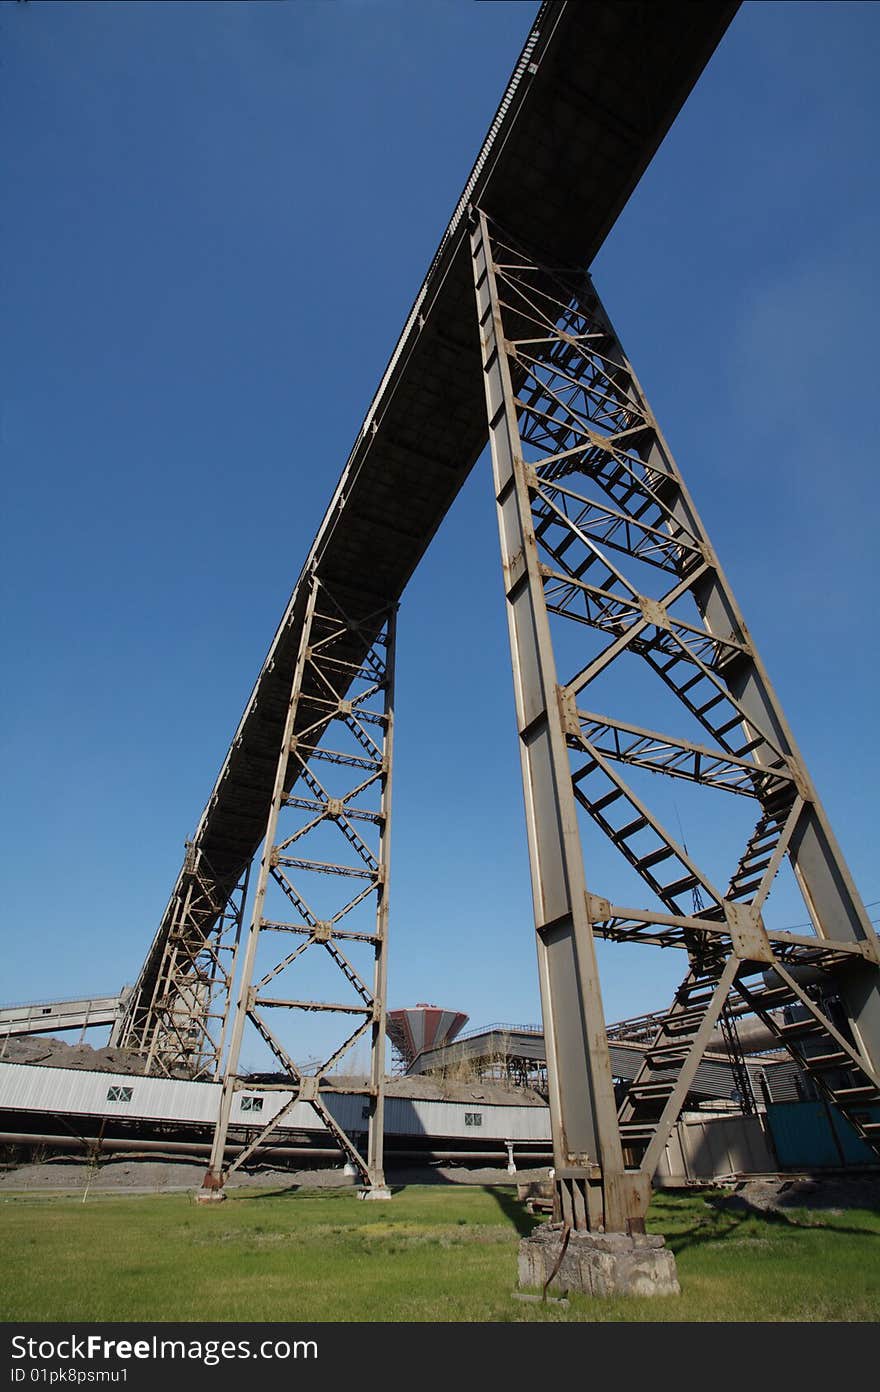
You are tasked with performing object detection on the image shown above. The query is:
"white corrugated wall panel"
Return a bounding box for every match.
[0,1062,219,1122]
[403,1100,550,1141]
[0,1063,326,1132]
[231,1089,323,1132]
[322,1094,369,1133]
[321,1094,552,1142]
[0,1062,552,1142]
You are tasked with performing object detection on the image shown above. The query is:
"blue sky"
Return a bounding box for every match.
[2,2,879,1069]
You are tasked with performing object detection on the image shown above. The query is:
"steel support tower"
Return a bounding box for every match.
[470,209,880,1229]
[201,578,396,1193]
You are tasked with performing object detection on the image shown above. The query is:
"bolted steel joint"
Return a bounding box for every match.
[724,901,774,963]
[557,685,580,738]
[586,893,612,923]
[638,595,669,629]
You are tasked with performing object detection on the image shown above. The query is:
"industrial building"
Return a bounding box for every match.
[0,998,875,1184]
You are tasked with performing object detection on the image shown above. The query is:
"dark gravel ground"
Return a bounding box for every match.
[0,1157,550,1193]
[709,1174,880,1213]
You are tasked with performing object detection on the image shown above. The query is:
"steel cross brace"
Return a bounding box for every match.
[200,573,396,1195]
[470,208,880,1230]
[119,849,249,1081]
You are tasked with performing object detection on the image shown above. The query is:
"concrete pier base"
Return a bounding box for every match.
[358,1186,392,1201]
[518,1225,680,1298]
[195,1171,227,1203]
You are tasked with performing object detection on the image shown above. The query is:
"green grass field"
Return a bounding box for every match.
[1,1184,877,1322]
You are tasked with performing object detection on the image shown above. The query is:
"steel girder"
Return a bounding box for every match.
[119,849,248,1081]
[201,576,396,1192]
[471,209,880,1232]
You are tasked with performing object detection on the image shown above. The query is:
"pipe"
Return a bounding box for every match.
[763,964,832,990]
[0,1131,553,1165]
[706,1012,786,1054]
[0,1132,337,1159]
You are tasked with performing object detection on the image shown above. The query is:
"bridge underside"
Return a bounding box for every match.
[121,1,739,1048]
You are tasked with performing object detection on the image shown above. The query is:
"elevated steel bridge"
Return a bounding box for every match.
[0,994,126,1041]
[99,0,880,1237]
[120,1,738,1060]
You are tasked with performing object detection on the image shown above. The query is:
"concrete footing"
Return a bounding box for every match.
[518,1225,680,1298]
[194,1188,227,1204]
[358,1186,392,1201]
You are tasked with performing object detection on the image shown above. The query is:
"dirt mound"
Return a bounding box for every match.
[712,1174,880,1213]
[0,1035,153,1075]
[312,1074,546,1107]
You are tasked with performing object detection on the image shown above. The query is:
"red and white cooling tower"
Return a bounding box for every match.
[386,1004,469,1068]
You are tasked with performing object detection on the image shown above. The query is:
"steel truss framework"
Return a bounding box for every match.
[121,848,248,1081]
[202,576,396,1191]
[470,208,880,1232]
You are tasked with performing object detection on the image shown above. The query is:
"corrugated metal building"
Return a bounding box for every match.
[2,1060,875,1181]
[0,1061,551,1150]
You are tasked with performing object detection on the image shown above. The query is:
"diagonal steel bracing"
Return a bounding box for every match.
[471,208,880,1231]
[121,848,249,1081]
[200,575,396,1193]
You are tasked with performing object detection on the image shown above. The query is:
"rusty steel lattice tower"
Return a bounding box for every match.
[113,1,879,1232]
[202,583,396,1193]
[469,211,879,1229]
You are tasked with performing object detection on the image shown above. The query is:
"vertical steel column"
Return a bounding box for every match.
[471,209,641,1232]
[200,574,395,1194]
[367,613,395,1184]
[211,862,250,1081]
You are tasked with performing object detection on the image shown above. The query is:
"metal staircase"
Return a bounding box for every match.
[618,960,730,1165]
